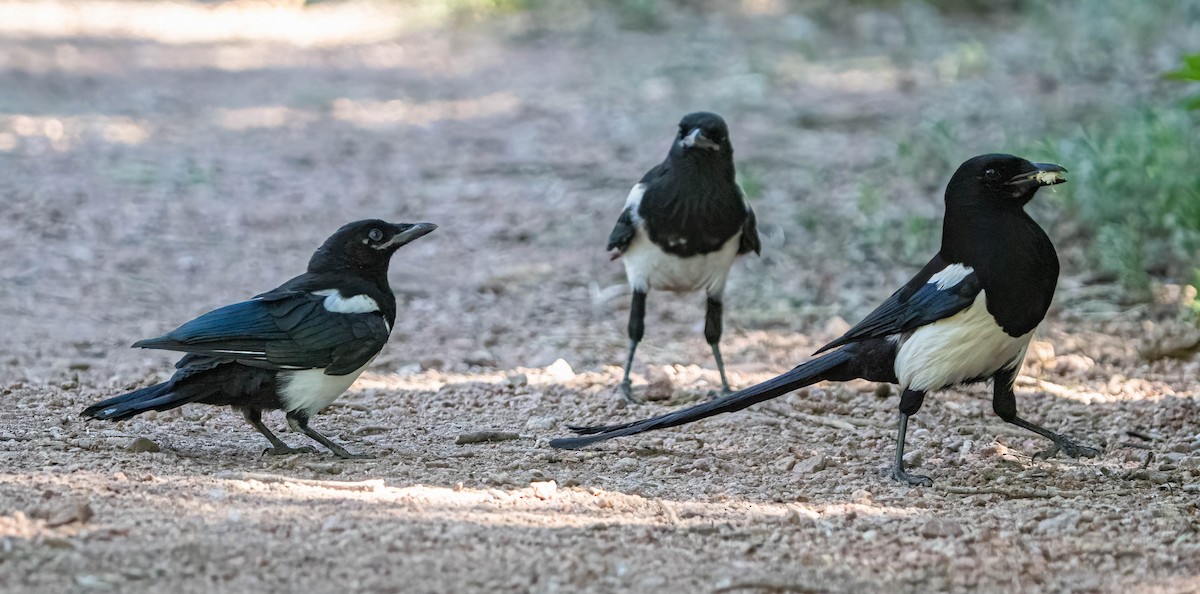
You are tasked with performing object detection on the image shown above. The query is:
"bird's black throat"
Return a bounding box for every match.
[940,204,1059,337]
[638,149,745,258]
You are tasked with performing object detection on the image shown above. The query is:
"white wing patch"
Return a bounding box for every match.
[624,183,646,210]
[312,289,380,314]
[894,290,1033,392]
[928,263,974,290]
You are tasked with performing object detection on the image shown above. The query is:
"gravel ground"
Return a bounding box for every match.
[1,2,1198,593]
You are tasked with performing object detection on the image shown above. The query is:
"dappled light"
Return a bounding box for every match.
[0,0,412,46]
[2,0,1198,592]
[330,92,522,127]
[0,113,149,151]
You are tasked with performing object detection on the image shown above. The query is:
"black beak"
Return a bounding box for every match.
[1006,162,1068,189]
[386,222,438,248]
[680,128,720,151]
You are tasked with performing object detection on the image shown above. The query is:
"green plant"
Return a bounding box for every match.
[1166,53,1200,110]
[1035,108,1200,293]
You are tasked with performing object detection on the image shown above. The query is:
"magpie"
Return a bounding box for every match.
[554,154,1102,485]
[607,112,760,402]
[81,219,436,459]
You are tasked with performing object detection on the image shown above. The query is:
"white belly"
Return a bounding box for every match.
[894,291,1033,392]
[622,231,741,295]
[278,358,374,415]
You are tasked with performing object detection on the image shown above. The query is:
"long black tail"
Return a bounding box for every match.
[549,348,856,449]
[81,378,198,421]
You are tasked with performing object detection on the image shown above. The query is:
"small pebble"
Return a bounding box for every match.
[455,431,520,445]
[613,457,639,472]
[920,519,963,539]
[465,350,497,368]
[546,359,576,382]
[524,416,558,431]
[530,480,557,500]
[127,437,160,453]
[793,455,827,474]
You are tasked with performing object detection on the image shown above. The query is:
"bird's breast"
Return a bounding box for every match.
[278,357,375,415]
[621,230,742,295]
[893,290,1033,392]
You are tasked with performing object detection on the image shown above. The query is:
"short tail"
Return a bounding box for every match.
[549,348,855,449]
[81,379,196,421]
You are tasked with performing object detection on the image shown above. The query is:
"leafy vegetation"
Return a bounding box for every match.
[1167,53,1200,110]
[1036,108,1200,293]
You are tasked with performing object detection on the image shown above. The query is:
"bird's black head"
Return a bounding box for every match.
[670,112,733,157]
[307,219,437,276]
[945,153,1067,210]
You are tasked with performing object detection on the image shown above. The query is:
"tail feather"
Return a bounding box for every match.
[550,349,854,449]
[80,379,197,421]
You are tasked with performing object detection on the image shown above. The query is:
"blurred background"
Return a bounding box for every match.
[1,0,1198,377]
[2,4,1199,591]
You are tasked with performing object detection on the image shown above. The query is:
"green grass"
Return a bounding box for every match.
[1035,108,1200,294]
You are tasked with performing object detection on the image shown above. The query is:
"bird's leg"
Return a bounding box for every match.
[620,289,647,403]
[705,296,732,395]
[992,368,1101,460]
[285,411,373,460]
[241,407,316,455]
[890,389,933,486]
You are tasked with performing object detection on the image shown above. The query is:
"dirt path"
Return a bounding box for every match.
[1,2,1198,592]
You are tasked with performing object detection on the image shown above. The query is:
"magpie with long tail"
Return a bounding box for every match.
[607,112,760,402]
[81,219,436,459]
[554,154,1102,485]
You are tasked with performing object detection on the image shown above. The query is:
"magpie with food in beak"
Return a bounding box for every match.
[81,219,436,459]
[607,112,760,402]
[555,154,1101,485]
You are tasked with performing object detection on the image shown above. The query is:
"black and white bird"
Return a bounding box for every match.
[607,112,760,402]
[554,154,1101,485]
[81,219,436,459]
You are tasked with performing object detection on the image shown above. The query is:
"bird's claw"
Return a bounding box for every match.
[891,466,934,487]
[263,444,317,456]
[1034,438,1101,460]
[618,381,641,404]
[705,387,733,401]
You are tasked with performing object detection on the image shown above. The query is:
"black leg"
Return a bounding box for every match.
[705,296,731,394]
[890,389,932,486]
[285,411,372,460]
[620,289,647,403]
[992,367,1101,459]
[241,407,315,456]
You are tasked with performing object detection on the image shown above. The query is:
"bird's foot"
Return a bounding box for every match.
[618,381,642,404]
[263,444,317,456]
[1033,437,1102,460]
[705,387,733,401]
[890,465,934,487]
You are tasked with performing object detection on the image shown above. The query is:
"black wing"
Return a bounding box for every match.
[606,206,636,253]
[134,291,390,376]
[739,197,761,256]
[814,255,981,355]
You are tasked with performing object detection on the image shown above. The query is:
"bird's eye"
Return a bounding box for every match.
[368,228,383,242]
[984,169,999,180]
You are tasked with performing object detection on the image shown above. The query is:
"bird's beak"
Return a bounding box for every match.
[379,222,437,249]
[1006,162,1068,189]
[680,128,720,151]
